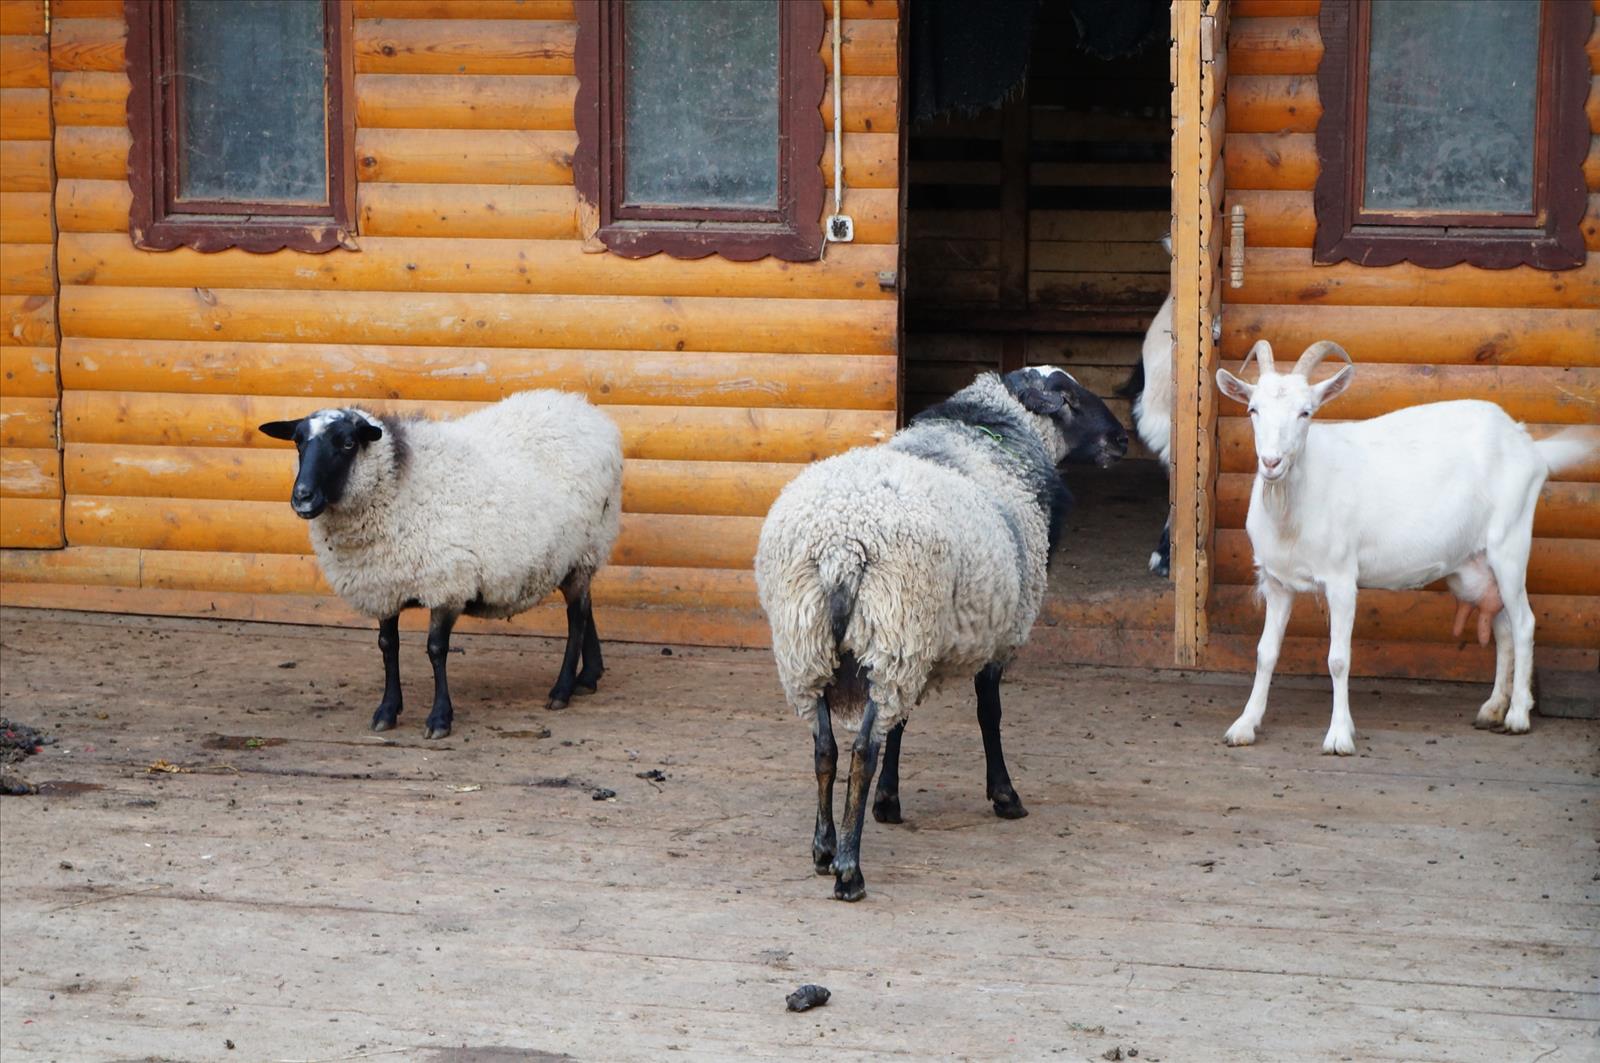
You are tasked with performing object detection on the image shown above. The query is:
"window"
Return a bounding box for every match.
[1314,0,1589,270]
[574,0,827,261]
[126,0,355,253]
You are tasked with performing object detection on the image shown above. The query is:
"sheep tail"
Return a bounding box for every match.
[1534,429,1592,476]
[819,544,868,649]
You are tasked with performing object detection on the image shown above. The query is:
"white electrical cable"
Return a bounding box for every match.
[831,0,843,217]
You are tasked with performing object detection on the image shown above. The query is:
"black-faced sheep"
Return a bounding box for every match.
[756,368,1128,901]
[259,390,623,738]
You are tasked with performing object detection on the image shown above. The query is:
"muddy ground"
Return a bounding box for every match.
[0,607,1595,1062]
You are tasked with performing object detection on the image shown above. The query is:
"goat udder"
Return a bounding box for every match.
[1450,581,1504,647]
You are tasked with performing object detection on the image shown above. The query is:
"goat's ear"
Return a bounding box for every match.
[258,419,301,441]
[1312,365,1354,408]
[356,420,383,443]
[1216,368,1253,405]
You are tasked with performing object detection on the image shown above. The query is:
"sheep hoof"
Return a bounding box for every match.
[573,682,598,697]
[991,795,1028,820]
[424,723,452,740]
[546,696,570,711]
[370,713,398,733]
[832,868,866,902]
[813,853,834,875]
[871,794,902,824]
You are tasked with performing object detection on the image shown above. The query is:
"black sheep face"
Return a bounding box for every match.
[258,410,384,519]
[1004,366,1129,468]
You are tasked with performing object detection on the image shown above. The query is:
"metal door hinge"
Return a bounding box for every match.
[1229,203,1246,288]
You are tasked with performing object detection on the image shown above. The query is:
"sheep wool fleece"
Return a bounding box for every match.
[310,390,622,620]
[757,374,1063,734]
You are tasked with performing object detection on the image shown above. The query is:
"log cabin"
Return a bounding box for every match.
[0,0,1595,686]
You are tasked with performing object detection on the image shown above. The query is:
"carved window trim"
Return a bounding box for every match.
[1314,0,1589,270]
[126,0,357,254]
[573,0,827,261]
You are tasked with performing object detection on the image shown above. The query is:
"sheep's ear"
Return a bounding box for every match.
[258,419,301,441]
[356,420,383,443]
[1312,365,1354,408]
[1216,368,1253,405]
[1003,369,1067,415]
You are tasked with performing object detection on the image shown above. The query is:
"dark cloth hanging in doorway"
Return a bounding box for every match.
[908,0,1168,124]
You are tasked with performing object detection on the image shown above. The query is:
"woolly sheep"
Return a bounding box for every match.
[756,368,1128,901]
[1215,340,1591,753]
[259,391,623,739]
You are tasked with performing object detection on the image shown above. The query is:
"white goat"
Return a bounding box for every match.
[1215,340,1587,754]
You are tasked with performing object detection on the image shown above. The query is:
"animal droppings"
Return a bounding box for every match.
[785,984,830,1012]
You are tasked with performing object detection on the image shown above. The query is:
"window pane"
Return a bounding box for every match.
[1363,0,1539,215]
[622,0,779,209]
[175,0,327,205]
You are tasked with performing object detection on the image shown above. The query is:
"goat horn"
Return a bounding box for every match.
[1239,339,1275,377]
[1293,340,1352,378]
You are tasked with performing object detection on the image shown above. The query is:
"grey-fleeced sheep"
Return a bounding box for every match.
[756,368,1128,901]
[259,390,623,739]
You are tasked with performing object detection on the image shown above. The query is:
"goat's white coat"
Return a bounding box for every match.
[307,390,622,621]
[1217,346,1585,752]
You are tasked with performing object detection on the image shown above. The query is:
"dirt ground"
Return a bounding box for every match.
[1,607,1596,1063]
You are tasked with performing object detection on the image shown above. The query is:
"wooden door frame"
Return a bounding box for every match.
[1170,0,1227,666]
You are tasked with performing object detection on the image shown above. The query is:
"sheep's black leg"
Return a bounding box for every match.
[831,699,880,902]
[370,615,403,732]
[871,721,905,824]
[976,663,1027,819]
[811,696,838,874]
[547,582,588,710]
[575,594,603,695]
[423,607,459,740]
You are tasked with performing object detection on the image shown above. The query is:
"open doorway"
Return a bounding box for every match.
[903,1,1174,610]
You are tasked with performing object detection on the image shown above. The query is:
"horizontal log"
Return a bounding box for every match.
[1234,247,1600,310]
[911,268,996,304]
[1223,189,1314,248]
[355,127,574,185]
[0,190,51,242]
[1224,132,1316,190]
[0,240,50,294]
[0,582,774,649]
[0,139,50,191]
[55,178,129,233]
[1221,305,1600,367]
[1029,210,1170,242]
[1215,473,1600,539]
[824,0,899,18]
[48,17,124,73]
[1230,1,1319,17]
[1226,75,1319,134]
[1209,585,1600,650]
[839,186,897,244]
[53,123,128,180]
[1212,363,1597,424]
[1218,421,1600,482]
[0,87,49,139]
[49,1,124,17]
[60,337,897,409]
[64,494,764,570]
[354,73,577,130]
[1227,16,1321,76]
[355,0,574,17]
[1197,631,1595,682]
[0,393,54,446]
[49,70,128,127]
[828,19,896,78]
[822,75,897,134]
[0,344,55,396]
[821,131,898,189]
[0,495,59,546]
[61,286,898,355]
[62,391,893,462]
[1214,529,1600,597]
[357,181,577,239]
[66,443,801,518]
[1029,240,1168,272]
[55,227,935,296]
[0,34,47,88]
[354,18,575,75]
[0,292,53,346]
[0,2,46,35]
[0,445,57,497]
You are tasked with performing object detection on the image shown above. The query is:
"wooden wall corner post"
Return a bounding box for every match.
[1170,0,1225,668]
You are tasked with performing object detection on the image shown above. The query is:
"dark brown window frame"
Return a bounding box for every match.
[574,0,826,262]
[126,0,356,254]
[1314,0,1589,270]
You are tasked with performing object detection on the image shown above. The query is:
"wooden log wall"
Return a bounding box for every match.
[1210,0,1600,677]
[0,0,61,548]
[0,0,901,649]
[903,3,1169,449]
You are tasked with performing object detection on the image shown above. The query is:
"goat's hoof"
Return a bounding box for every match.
[546,697,570,711]
[424,723,452,740]
[1499,711,1531,735]
[871,794,902,824]
[1473,703,1508,729]
[1223,722,1256,747]
[370,713,398,733]
[813,853,834,876]
[831,867,866,902]
[1321,734,1355,756]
